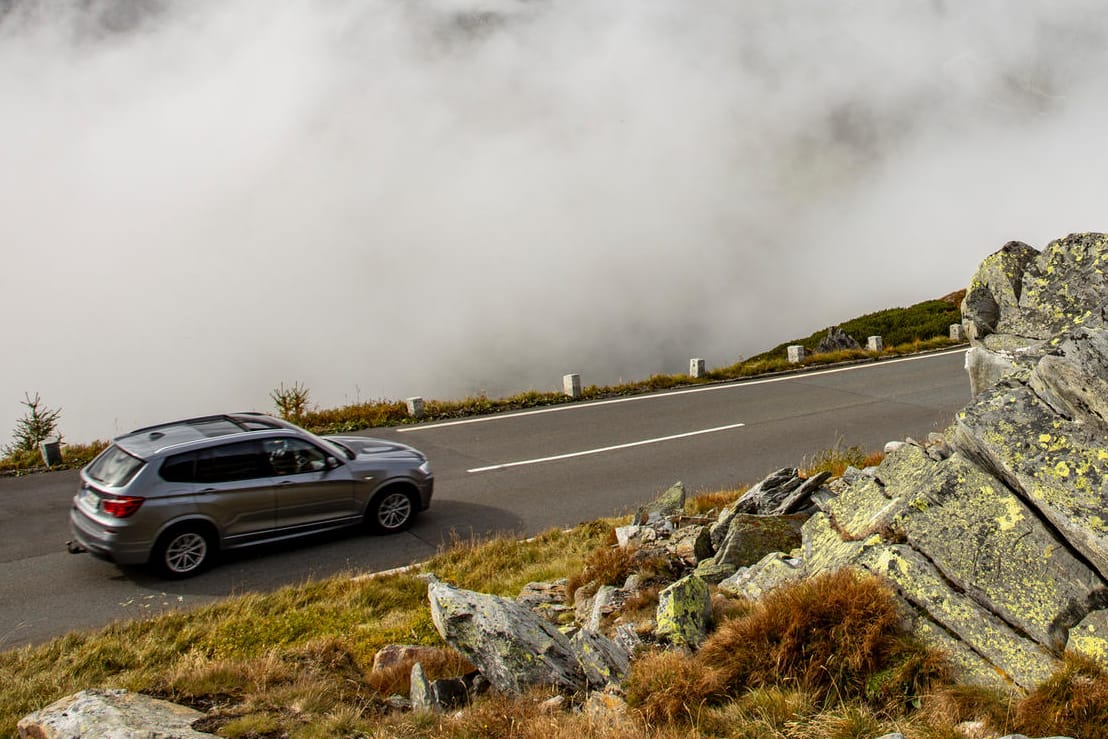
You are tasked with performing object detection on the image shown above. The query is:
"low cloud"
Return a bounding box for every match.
[2,0,1107,443]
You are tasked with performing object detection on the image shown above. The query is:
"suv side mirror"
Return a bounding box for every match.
[326,456,340,470]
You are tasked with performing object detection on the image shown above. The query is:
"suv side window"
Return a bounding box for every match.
[160,451,198,482]
[264,437,328,476]
[195,441,269,483]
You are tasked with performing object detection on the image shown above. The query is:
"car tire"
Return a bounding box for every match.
[151,525,216,579]
[366,487,417,534]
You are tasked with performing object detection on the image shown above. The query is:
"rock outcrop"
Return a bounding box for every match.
[817,325,863,353]
[798,233,1108,688]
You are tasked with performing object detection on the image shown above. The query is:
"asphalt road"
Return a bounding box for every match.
[0,348,970,650]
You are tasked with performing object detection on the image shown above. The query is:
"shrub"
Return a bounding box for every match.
[4,392,61,454]
[270,381,310,424]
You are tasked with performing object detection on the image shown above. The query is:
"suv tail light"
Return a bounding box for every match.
[102,495,145,518]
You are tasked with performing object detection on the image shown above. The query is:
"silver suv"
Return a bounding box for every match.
[69,413,433,578]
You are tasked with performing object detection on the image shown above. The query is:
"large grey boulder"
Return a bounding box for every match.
[429,579,587,694]
[18,689,214,739]
[428,579,629,695]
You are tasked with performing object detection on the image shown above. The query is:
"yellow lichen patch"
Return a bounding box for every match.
[1054,461,1071,478]
[996,492,1024,531]
[1039,433,1052,446]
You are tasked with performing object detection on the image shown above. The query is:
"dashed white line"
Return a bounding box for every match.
[467,421,747,473]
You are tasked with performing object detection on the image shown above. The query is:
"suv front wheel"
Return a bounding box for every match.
[152,525,215,578]
[366,487,417,534]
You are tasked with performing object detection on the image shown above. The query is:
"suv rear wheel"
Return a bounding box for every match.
[152,525,215,578]
[366,487,417,534]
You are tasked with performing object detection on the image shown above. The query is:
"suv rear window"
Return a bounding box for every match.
[86,445,146,486]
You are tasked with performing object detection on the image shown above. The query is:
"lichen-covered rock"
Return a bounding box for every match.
[654,574,712,648]
[965,345,1027,397]
[860,544,1055,689]
[717,551,804,600]
[773,236,1108,691]
[635,482,686,524]
[879,445,1105,651]
[961,240,1040,341]
[1066,609,1108,663]
[695,514,805,584]
[770,471,832,515]
[18,689,214,739]
[517,579,574,625]
[964,234,1108,345]
[724,468,804,523]
[585,585,618,631]
[409,662,438,712]
[668,524,714,564]
[1028,327,1108,430]
[954,379,1108,583]
[428,579,587,694]
[569,628,630,688]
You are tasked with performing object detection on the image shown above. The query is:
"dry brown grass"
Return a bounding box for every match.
[804,445,885,478]
[564,543,676,605]
[565,545,642,602]
[686,486,748,515]
[364,647,475,698]
[1011,651,1108,739]
[625,570,941,729]
[698,569,906,701]
[623,649,724,725]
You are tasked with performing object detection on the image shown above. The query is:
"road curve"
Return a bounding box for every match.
[0,348,969,649]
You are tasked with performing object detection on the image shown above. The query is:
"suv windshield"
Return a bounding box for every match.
[86,445,146,486]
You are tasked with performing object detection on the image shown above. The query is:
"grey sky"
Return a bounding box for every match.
[2,0,1106,445]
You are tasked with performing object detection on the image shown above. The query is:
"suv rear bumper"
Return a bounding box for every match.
[69,505,151,565]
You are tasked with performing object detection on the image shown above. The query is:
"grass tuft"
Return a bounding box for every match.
[1011,651,1108,739]
[698,569,912,702]
[804,445,885,477]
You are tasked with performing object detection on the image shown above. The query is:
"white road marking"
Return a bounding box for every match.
[467,422,747,473]
[398,347,968,433]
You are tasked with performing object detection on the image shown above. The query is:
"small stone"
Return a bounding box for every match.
[539,695,566,713]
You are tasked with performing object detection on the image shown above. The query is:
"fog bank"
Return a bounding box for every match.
[2,0,1107,445]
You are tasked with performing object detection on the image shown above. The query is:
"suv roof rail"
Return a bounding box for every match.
[128,414,252,435]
